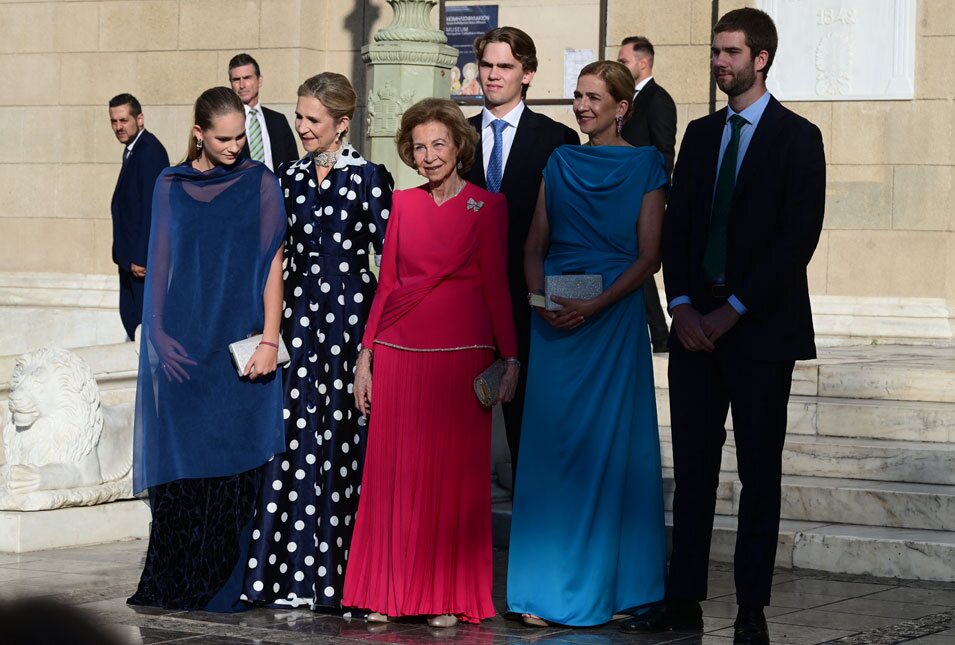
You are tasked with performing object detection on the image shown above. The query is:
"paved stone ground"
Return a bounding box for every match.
[3,540,955,644]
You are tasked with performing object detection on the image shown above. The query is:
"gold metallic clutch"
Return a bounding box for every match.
[228,334,291,377]
[473,359,504,407]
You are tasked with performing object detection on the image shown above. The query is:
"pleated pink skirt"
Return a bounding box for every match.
[342,345,496,623]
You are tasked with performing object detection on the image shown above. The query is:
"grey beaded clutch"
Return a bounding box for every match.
[228,334,291,377]
[473,359,504,407]
[543,274,603,311]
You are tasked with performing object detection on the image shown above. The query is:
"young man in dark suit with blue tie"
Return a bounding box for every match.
[465,27,579,486]
[620,9,825,643]
[108,94,169,341]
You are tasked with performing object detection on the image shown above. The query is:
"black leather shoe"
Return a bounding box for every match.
[619,602,703,633]
[734,605,769,644]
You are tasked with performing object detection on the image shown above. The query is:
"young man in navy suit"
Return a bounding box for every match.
[229,53,298,172]
[621,9,825,644]
[465,27,579,486]
[108,93,169,341]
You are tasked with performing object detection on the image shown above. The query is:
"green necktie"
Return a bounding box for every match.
[248,108,265,162]
[703,114,748,281]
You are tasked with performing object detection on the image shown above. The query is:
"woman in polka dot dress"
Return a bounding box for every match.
[242,73,393,610]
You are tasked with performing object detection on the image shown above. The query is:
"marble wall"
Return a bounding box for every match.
[0,0,952,311]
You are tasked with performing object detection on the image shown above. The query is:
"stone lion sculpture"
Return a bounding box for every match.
[0,347,133,511]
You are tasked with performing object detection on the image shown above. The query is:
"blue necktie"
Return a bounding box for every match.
[486,119,508,193]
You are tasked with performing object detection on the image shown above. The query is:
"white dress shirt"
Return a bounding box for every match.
[244,102,275,171]
[633,75,654,97]
[480,101,525,183]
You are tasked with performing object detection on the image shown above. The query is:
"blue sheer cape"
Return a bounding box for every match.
[133,159,287,494]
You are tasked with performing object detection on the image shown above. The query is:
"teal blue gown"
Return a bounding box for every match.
[506,145,668,626]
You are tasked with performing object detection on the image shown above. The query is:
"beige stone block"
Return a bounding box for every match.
[324,0,368,52]
[0,3,54,53]
[54,2,100,53]
[23,107,103,164]
[0,164,53,220]
[59,53,136,106]
[826,231,948,298]
[607,0,691,45]
[916,36,955,99]
[948,236,955,302]
[831,101,955,166]
[136,51,219,105]
[0,217,99,273]
[138,105,185,166]
[179,0,260,51]
[654,45,710,104]
[92,219,117,274]
[325,50,365,96]
[893,165,955,231]
[808,230,829,295]
[0,109,23,163]
[0,220,24,271]
[0,54,60,106]
[56,164,119,221]
[824,165,892,230]
[99,1,179,52]
[920,0,955,36]
[298,49,327,87]
[261,0,302,48]
[297,2,328,50]
[216,49,301,104]
[785,102,832,160]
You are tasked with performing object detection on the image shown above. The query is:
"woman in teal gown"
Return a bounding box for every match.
[506,61,668,627]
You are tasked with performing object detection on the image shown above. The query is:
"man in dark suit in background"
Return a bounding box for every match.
[618,35,677,352]
[228,53,298,172]
[466,26,579,485]
[620,9,825,644]
[108,93,169,341]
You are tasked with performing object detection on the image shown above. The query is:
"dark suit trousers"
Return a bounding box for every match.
[666,302,795,607]
[643,275,669,350]
[501,300,531,487]
[118,268,145,341]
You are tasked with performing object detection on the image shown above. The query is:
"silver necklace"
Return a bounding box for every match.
[432,179,466,205]
[313,148,341,168]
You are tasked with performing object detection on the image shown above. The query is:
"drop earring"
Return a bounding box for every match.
[195,138,204,151]
[615,115,624,135]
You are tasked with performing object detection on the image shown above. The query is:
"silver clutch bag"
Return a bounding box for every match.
[542,274,603,311]
[473,359,504,407]
[228,334,291,377]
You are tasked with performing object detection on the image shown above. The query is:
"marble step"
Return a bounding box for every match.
[659,431,955,485]
[695,513,955,582]
[654,389,955,442]
[662,470,955,531]
[652,346,955,404]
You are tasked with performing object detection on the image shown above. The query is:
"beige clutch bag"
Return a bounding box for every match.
[228,334,291,377]
[473,359,504,407]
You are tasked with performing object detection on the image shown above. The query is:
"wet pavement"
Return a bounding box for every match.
[2,539,955,644]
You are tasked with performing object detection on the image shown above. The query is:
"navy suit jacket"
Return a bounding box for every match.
[466,107,580,303]
[111,129,169,271]
[662,96,826,361]
[620,78,677,175]
[241,105,298,172]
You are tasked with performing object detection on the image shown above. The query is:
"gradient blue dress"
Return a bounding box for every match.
[506,145,668,626]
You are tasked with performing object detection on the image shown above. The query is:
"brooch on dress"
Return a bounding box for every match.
[466,198,484,212]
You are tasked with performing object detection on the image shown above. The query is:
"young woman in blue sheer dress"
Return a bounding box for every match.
[506,61,668,627]
[129,87,286,611]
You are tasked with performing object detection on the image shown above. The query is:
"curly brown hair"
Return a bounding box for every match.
[395,98,479,175]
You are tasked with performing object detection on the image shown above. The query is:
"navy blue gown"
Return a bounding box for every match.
[243,145,393,609]
[129,159,286,611]
[507,145,669,625]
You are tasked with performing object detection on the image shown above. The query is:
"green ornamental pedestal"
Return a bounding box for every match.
[363,0,458,189]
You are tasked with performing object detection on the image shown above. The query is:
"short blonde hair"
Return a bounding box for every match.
[298,72,357,138]
[579,60,635,123]
[395,98,479,175]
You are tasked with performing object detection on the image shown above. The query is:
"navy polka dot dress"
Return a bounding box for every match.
[242,145,393,609]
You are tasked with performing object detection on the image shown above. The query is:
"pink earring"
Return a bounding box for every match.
[615,115,624,135]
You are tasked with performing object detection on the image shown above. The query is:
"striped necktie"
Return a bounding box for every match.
[248,108,265,162]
